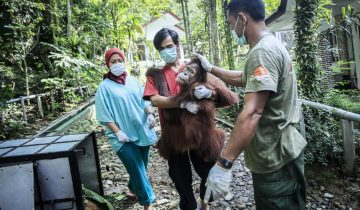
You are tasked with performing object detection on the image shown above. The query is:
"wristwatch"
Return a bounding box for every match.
[218,157,233,169]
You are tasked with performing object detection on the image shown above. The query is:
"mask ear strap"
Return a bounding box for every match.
[233,15,239,30]
[240,14,247,36]
[243,16,248,26]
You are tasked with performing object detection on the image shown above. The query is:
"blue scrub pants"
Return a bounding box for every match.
[115,142,155,206]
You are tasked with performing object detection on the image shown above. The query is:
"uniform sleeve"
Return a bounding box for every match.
[95,83,114,125]
[143,76,159,101]
[244,49,279,93]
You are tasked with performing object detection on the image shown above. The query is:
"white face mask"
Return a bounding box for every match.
[232,16,248,46]
[110,63,126,76]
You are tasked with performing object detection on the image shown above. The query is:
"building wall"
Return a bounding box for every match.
[351,3,360,88]
[328,0,360,89]
[268,0,360,90]
[318,33,337,91]
[317,9,360,91]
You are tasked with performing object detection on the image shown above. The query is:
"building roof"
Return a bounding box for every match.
[265,0,294,32]
[265,0,359,32]
[142,11,185,41]
[142,11,182,28]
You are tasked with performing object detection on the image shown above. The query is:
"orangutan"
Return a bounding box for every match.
[146,60,239,161]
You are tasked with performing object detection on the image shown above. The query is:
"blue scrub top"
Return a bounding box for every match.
[95,76,157,153]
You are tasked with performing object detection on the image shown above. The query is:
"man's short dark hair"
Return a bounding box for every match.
[153,28,179,51]
[227,0,265,21]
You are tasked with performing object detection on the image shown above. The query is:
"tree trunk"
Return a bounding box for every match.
[92,43,96,59]
[222,0,235,69]
[208,0,220,66]
[184,0,193,53]
[32,0,55,74]
[294,0,320,100]
[127,30,133,63]
[206,8,213,63]
[25,60,29,98]
[50,0,58,43]
[19,58,30,101]
[19,32,32,99]
[180,0,190,56]
[66,0,72,37]
[0,110,4,124]
[110,7,119,47]
[41,0,54,43]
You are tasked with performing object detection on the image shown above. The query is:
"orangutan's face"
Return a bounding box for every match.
[176,65,197,85]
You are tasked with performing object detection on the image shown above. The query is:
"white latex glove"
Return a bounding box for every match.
[192,53,213,72]
[180,101,199,114]
[204,164,232,203]
[115,130,130,143]
[146,113,155,129]
[194,85,212,99]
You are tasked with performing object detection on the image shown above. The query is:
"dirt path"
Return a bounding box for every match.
[67,118,359,210]
[96,126,253,210]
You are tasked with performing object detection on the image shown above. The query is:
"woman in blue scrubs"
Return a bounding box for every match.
[95,48,157,210]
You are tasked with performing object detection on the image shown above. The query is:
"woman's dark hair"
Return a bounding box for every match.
[153,28,179,51]
[227,0,265,21]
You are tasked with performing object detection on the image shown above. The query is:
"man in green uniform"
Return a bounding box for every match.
[192,0,307,209]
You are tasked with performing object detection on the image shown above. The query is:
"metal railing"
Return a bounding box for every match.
[216,98,359,175]
[1,86,89,124]
[299,99,360,175]
[33,98,95,138]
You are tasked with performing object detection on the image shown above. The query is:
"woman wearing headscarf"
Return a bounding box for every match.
[95,48,157,210]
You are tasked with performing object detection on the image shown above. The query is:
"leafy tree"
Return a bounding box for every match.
[208,0,220,66]
[0,0,45,98]
[294,0,321,100]
[5,0,349,149]
[0,0,171,139]
[264,0,281,16]
[220,0,234,69]
[178,0,193,55]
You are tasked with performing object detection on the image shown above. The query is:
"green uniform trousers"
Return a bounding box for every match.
[252,152,306,210]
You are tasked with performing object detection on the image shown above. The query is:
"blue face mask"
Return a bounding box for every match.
[159,47,177,64]
[232,16,248,46]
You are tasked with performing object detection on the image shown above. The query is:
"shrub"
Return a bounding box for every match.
[324,89,360,114]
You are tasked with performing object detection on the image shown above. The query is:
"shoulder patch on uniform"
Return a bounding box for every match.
[250,65,270,82]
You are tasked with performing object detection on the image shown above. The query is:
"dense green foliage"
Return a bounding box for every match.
[301,108,343,165]
[0,0,172,103]
[0,0,283,101]
[324,90,360,114]
[294,0,321,100]
[293,0,337,165]
[0,0,170,139]
[264,0,281,16]
[0,0,358,167]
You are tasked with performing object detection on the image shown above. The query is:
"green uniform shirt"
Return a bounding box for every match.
[242,34,307,174]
